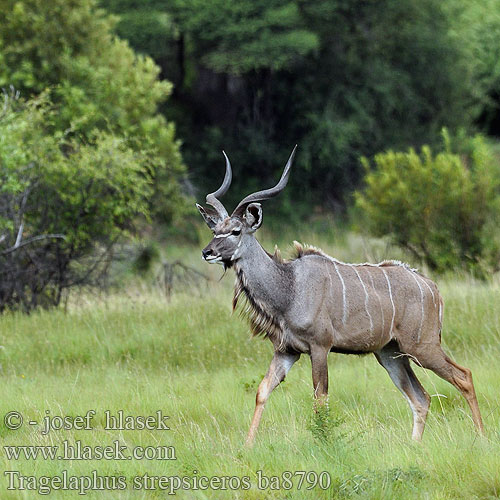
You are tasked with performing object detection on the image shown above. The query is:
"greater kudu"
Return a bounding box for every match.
[197,147,484,444]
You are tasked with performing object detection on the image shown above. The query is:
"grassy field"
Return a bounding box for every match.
[1,233,500,499]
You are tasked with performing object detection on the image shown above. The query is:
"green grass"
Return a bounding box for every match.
[1,238,500,498]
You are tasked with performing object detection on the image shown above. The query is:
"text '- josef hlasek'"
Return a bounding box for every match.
[4,409,170,435]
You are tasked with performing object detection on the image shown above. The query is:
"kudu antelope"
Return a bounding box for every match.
[197,147,484,444]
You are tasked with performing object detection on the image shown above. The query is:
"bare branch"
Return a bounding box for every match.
[14,221,24,248]
[1,234,66,255]
[12,186,32,249]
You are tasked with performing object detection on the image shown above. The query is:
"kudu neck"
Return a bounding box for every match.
[234,236,293,313]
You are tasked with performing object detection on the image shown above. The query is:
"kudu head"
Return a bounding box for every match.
[197,146,297,268]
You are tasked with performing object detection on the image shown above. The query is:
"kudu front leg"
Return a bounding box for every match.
[246,351,300,446]
[310,347,329,408]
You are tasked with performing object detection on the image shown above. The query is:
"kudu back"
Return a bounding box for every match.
[197,147,484,444]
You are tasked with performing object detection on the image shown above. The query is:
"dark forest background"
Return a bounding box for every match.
[105,0,500,215]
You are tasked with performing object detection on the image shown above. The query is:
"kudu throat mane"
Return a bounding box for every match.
[232,263,286,349]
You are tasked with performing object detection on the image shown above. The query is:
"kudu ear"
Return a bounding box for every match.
[243,203,263,231]
[196,203,219,230]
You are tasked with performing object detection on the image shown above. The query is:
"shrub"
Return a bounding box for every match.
[0,0,188,223]
[355,130,500,276]
[0,94,151,311]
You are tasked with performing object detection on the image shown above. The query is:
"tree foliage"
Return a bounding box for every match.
[0,94,151,311]
[103,0,500,217]
[0,0,188,223]
[355,131,500,275]
[0,0,192,310]
[168,0,318,74]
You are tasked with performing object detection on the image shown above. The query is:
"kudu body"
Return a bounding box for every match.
[197,148,484,444]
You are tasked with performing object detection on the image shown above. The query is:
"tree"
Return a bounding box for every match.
[0,0,188,223]
[0,93,151,311]
[454,0,500,136]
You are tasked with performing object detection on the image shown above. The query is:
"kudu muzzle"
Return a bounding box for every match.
[202,242,222,263]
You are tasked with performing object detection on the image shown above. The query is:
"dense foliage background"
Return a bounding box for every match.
[105,0,500,213]
[0,0,187,224]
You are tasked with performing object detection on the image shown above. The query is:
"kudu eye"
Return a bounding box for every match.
[232,229,241,236]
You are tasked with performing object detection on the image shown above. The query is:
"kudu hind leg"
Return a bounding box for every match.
[375,344,431,441]
[417,348,484,434]
[246,351,300,446]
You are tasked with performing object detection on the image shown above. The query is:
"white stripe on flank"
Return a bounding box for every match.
[417,274,436,307]
[368,272,385,334]
[381,268,396,336]
[351,265,374,333]
[408,271,425,341]
[333,261,347,325]
[327,267,334,301]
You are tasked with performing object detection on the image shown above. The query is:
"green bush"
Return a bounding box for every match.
[0,94,151,311]
[0,0,188,223]
[355,131,500,276]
